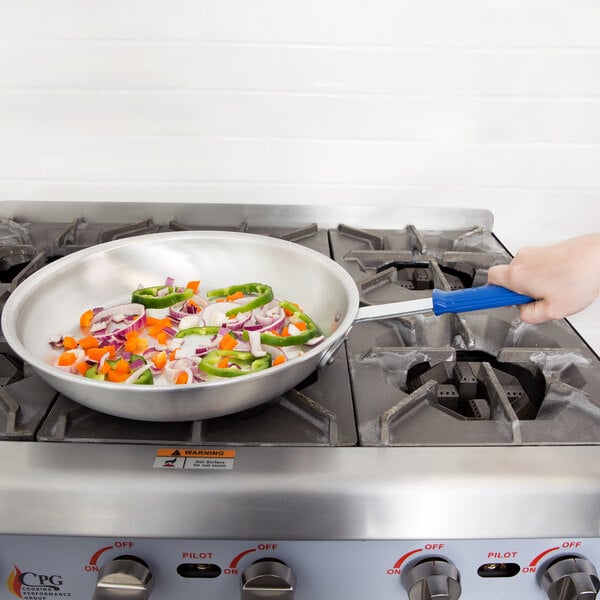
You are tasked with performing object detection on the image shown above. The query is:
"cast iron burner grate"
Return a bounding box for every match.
[347,314,600,446]
[0,217,328,289]
[33,345,355,446]
[3,208,600,449]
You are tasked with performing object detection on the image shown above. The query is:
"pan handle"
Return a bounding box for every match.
[317,285,534,370]
[352,285,534,322]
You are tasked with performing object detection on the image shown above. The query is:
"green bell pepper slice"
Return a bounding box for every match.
[206,283,274,316]
[133,368,154,385]
[199,349,272,378]
[175,326,220,338]
[253,301,320,347]
[85,365,105,380]
[132,285,194,309]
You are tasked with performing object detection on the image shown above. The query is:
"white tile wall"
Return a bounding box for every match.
[0,0,599,349]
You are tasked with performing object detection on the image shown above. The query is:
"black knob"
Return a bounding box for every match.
[542,557,600,600]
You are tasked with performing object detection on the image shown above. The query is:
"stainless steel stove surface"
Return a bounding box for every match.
[0,201,599,600]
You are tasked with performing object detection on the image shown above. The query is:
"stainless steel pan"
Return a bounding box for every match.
[1,231,531,422]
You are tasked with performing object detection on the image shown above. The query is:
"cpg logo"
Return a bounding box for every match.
[7,565,68,599]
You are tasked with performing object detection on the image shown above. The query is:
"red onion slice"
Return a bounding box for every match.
[91,303,146,340]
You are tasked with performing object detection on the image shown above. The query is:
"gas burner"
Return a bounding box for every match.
[349,320,600,446]
[329,223,509,309]
[373,261,475,290]
[406,351,543,421]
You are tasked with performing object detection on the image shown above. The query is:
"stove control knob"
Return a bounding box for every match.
[542,557,600,600]
[404,558,462,600]
[92,556,155,600]
[241,558,296,600]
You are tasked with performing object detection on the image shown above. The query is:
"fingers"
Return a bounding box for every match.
[486,264,511,287]
[488,263,545,322]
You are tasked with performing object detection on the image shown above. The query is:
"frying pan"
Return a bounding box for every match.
[1,231,531,422]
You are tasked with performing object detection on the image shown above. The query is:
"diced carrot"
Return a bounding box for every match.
[219,333,238,351]
[79,309,94,328]
[148,317,172,337]
[86,346,110,362]
[76,360,91,376]
[124,338,139,353]
[78,335,99,350]
[106,369,129,383]
[217,357,229,369]
[152,351,168,370]
[125,330,139,339]
[226,290,244,302]
[146,316,160,326]
[62,336,78,349]
[58,351,77,366]
[283,307,294,317]
[113,358,131,374]
[155,331,168,345]
[269,330,280,336]
[125,336,148,353]
[169,348,179,361]
[186,280,200,294]
[273,355,287,366]
[281,327,290,337]
[175,371,189,385]
[100,362,112,375]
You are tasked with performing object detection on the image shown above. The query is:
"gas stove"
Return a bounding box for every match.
[0,201,599,600]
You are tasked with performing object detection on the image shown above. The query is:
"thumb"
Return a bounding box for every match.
[517,300,549,324]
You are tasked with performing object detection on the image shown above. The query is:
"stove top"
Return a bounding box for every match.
[2,203,600,600]
[0,202,599,449]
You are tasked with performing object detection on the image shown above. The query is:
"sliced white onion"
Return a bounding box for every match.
[201,302,246,327]
[247,329,266,357]
[179,315,201,330]
[287,322,302,336]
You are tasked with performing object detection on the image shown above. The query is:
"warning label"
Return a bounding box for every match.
[154,448,236,470]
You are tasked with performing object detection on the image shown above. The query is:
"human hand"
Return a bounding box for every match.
[487,233,600,324]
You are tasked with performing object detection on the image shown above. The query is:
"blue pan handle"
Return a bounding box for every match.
[432,285,534,316]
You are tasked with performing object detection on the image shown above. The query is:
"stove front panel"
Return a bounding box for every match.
[0,534,598,600]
